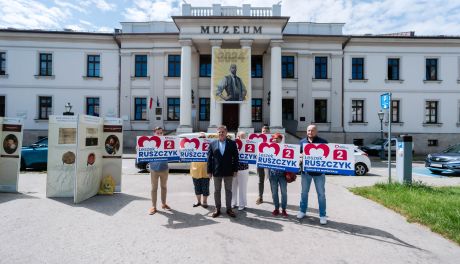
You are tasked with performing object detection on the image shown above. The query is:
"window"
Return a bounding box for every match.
[134,97,147,121]
[38,96,52,120]
[351,58,364,80]
[252,99,263,122]
[391,100,400,123]
[135,55,147,77]
[315,56,328,79]
[314,99,327,123]
[168,55,181,77]
[39,53,52,76]
[428,139,438,146]
[86,97,100,117]
[282,99,294,120]
[199,98,210,121]
[351,100,364,123]
[167,98,180,121]
[425,101,438,124]
[0,52,5,75]
[387,58,400,80]
[251,55,263,78]
[426,58,438,80]
[0,96,5,117]
[87,55,100,77]
[199,55,211,77]
[282,56,294,78]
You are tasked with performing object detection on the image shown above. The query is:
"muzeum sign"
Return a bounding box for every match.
[200,26,263,34]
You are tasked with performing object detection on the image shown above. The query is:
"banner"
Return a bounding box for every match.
[102,118,123,192]
[257,142,300,173]
[235,139,258,164]
[248,133,285,144]
[212,48,250,103]
[302,143,355,176]
[179,137,212,162]
[46,115,77,197]
[136,136,180,162]
[0,117,23,192]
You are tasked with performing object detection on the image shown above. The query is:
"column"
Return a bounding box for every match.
[269,40,285,133]
[238,39,254,134]
[208,39,222,132]
[120,52,132,130]
[176,39,193,134]
[150,50,165,129]
[297,52,313,131]
[331,54,344,132]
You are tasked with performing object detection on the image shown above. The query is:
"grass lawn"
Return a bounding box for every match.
[350,182,460,245]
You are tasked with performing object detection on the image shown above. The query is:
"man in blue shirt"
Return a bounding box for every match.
[148,127,170,215]
[297,124,328,224]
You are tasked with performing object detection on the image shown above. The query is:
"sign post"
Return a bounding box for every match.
[381,92,392,183]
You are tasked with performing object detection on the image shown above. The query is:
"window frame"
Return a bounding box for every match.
[0,52,6,75]
[251,55,263,78]
[425,100,439,124]
[134,97,147,121]
[314,56,328,79]
[168,54,181,77]
[251,98,263,122]
[387,58,400,81]
[314,99,328,123]
[39,53,53,76]
[199,55,211,77]
[38,96,52,120]
[281,55,295,79]
[0,95,5,117]
[199,97,210,121]
[86,54,101,78]
[426,58,438,81]
[86,97,100,117]
[351,99,365,123]
[167,97,180,121]
[391,99,401,123]
[282,98,295,120]
[351,57,364,80]
[135,54,148,77]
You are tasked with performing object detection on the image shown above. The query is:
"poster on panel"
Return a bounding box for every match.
[0,117,23,192]
[257,142,300,173]
[102,118,123,192]
[136,136,180,163]
[212,48,250,103]
[46,115,77,197]
[302,143,355,176]
[74,115,103,203]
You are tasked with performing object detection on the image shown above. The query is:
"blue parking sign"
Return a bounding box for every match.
[381,93,391,109]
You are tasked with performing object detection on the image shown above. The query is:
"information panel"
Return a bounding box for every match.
[0,118,23,192]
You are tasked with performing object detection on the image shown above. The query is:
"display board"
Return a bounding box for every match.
[136,136,180,163]
[248,133,285,144]
[102,118,123,192]
[178,137,212,162]
[256,142,300,173]
[302,143,355,176]
[235,139,258,164]
[0,117,23,192]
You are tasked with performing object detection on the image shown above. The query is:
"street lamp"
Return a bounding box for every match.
[378,110,385,159]
[63,102,74,116]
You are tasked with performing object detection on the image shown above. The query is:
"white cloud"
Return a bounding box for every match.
[90,0,117,12]
[123,0,181,21]
[64,24,85,31]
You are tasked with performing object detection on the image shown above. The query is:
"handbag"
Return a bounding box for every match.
[284,171,297,183]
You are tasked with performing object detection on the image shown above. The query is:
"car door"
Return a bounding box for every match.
[28,138,48,166]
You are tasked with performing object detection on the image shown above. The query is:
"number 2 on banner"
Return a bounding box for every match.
[202,143,209,151]
[164,140,175,149]
[283,149,294,159]
[333,149,347,160]
[245,144,255,153]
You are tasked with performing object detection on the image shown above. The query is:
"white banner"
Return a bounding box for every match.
[257,142,300,173]
[0,117,23,192]
[302,143,355,176]
[136,136,180,162]
[235,139,258,164]
[179,137,212,162]
[248,133,285,143]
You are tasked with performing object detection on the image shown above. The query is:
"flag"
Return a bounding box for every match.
[156,96,160,107]
[149,97,153,109]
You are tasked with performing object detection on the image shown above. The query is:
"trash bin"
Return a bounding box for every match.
[353,138,364,146]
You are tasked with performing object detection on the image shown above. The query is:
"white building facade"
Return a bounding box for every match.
[0,3,459,153]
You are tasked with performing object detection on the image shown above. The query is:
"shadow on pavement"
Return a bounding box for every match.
[298,216,423,250]
[50,193,149,216]
[158,209,218,229]
[263,201,319,214]
[0,192,39,204]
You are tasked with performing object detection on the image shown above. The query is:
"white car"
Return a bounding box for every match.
[354,147,371,176]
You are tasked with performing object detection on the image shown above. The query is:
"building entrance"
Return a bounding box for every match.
[222,104,239,131]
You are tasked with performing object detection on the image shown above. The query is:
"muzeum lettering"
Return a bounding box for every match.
[201,26,262,34]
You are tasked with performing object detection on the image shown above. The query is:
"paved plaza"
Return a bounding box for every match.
[1,159,459,264]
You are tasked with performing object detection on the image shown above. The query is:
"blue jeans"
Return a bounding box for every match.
[269,172,287,210]
[299,173,326,217]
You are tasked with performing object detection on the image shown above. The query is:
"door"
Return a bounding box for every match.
[282,99,294,120]
[222,104,239,131]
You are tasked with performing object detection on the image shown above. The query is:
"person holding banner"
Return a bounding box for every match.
[256,125,270,205]
[207,125,239,218]
[297,124,328,224]
[190,132,210,208]
[231,131,249,211]
[148,127,171,215]
[268,133,289,217]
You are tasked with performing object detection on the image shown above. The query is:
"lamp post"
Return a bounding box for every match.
[63,102,74,116]
[378,110,385,159]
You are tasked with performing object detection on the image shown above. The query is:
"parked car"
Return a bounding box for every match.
[354,147,371,176]
[425,144,460,175]
[20,137,48,170]
[360,138,395,156]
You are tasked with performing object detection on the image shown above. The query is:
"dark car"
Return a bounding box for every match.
[21,137,48,170]
[425,144,460,175]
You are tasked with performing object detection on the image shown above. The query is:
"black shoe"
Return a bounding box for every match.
[226,209,236,218]
[193,202,201,207]
[212,210,221,218]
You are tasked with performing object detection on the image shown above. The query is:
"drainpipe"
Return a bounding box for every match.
[113,30,122,118]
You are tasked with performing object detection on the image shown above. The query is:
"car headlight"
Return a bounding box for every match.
[427,154,432,159]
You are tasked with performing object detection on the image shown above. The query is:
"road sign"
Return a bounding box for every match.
[380,93,391,109]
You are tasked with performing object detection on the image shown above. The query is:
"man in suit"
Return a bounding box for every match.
[207,125,239,218]
[216,64,247,101]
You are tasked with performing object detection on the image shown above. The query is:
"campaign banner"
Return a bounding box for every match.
[257,142,300,173]
[179,137,212,162]
[0,117,23,192]
[302,143,355,176]
[248,133,285,144]
[235,139,258,164]
[136,136,180,162]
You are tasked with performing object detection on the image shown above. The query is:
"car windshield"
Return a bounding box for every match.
[34,138,48,146]
[443,144,460,154]
[371,139,386,145]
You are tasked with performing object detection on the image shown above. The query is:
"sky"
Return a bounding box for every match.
[0,0,459,35]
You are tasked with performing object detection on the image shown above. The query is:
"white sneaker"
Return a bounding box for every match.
[238,206,245,211]
[296,212,306,219]
[320,216,327,225]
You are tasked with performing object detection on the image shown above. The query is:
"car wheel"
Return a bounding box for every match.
[429,169,443,175]
[355,163,368,176]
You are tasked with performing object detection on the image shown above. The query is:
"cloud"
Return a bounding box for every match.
[123,0,181,21]
[90,0,116,12]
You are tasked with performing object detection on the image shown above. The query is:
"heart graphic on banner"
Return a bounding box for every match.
[259,142,281,156]
[138,136,161,148]
[180,138,200,149]
[304,144,330,158]
[249,133,268,142]
[235,139,243,151]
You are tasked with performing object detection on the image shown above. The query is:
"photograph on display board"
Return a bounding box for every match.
[87,153,96,166]
[104,135,120,155]
[212,48,250,103]
[61,151,76,165]
[85,128,98,146]
[58,128,76,144]
[3,134,18,154]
